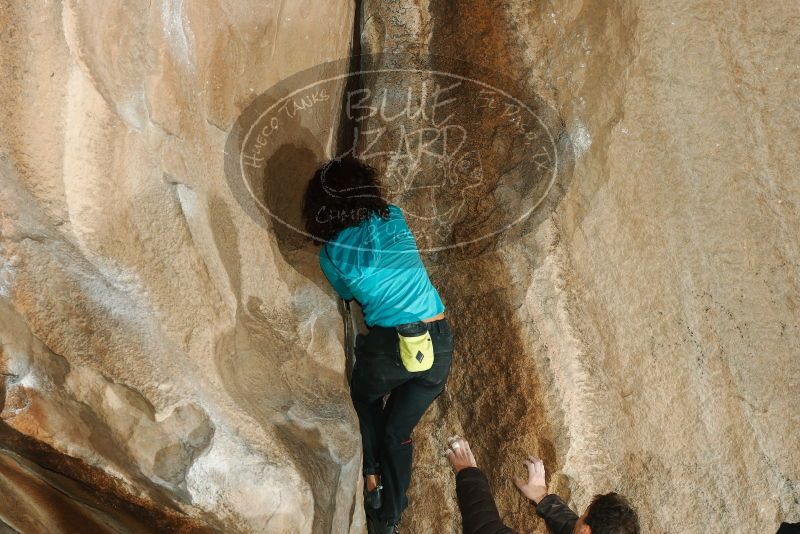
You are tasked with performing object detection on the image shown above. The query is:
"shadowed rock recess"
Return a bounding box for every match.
[0,1,798,533]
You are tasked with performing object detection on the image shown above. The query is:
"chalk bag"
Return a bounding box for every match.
[396,322,435,372]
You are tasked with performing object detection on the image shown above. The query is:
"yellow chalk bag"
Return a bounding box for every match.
[397,328,435,372]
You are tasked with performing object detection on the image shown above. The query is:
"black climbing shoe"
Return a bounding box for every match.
[364,483,382,510]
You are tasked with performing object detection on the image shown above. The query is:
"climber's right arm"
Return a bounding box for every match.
[319,246,354,301]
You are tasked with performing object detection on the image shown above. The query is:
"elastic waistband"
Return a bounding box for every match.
[369,318,449,334]
[421,318,448,333]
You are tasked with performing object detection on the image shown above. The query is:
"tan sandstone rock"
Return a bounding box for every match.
[1,1,360,532]
[357,1,800,533]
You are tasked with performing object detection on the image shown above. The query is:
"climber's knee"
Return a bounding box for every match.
[383,431,413,451]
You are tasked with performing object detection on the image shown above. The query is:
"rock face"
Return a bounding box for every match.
[1,1,360,532]
[1,1,799,534]
[357,1,800,533]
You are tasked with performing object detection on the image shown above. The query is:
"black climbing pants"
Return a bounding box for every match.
[350,318,454,524]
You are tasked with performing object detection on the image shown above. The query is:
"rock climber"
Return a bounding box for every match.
[446,436,640,534]
[303,155,453,534]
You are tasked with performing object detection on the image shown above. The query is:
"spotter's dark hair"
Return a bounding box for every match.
[584,493,640,534]
[302,155,390,244]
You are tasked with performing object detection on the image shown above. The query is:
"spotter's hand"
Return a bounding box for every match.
[446,435,477,475]
[513,456,548,504]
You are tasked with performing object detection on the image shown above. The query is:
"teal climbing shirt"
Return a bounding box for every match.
[319,204,445,327]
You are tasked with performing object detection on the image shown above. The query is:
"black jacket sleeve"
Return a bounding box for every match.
[535,494,579,534]
[455,467,517,534]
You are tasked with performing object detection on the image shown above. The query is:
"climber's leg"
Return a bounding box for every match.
[378,350,453,523]
[350,386,386,477]
[349,327,408,478]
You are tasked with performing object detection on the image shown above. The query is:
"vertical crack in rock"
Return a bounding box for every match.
[343,2,567,531]
[335,0,364,158]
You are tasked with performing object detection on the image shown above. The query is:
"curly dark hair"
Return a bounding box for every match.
[302,155,390,244]
[584,493,640,534]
